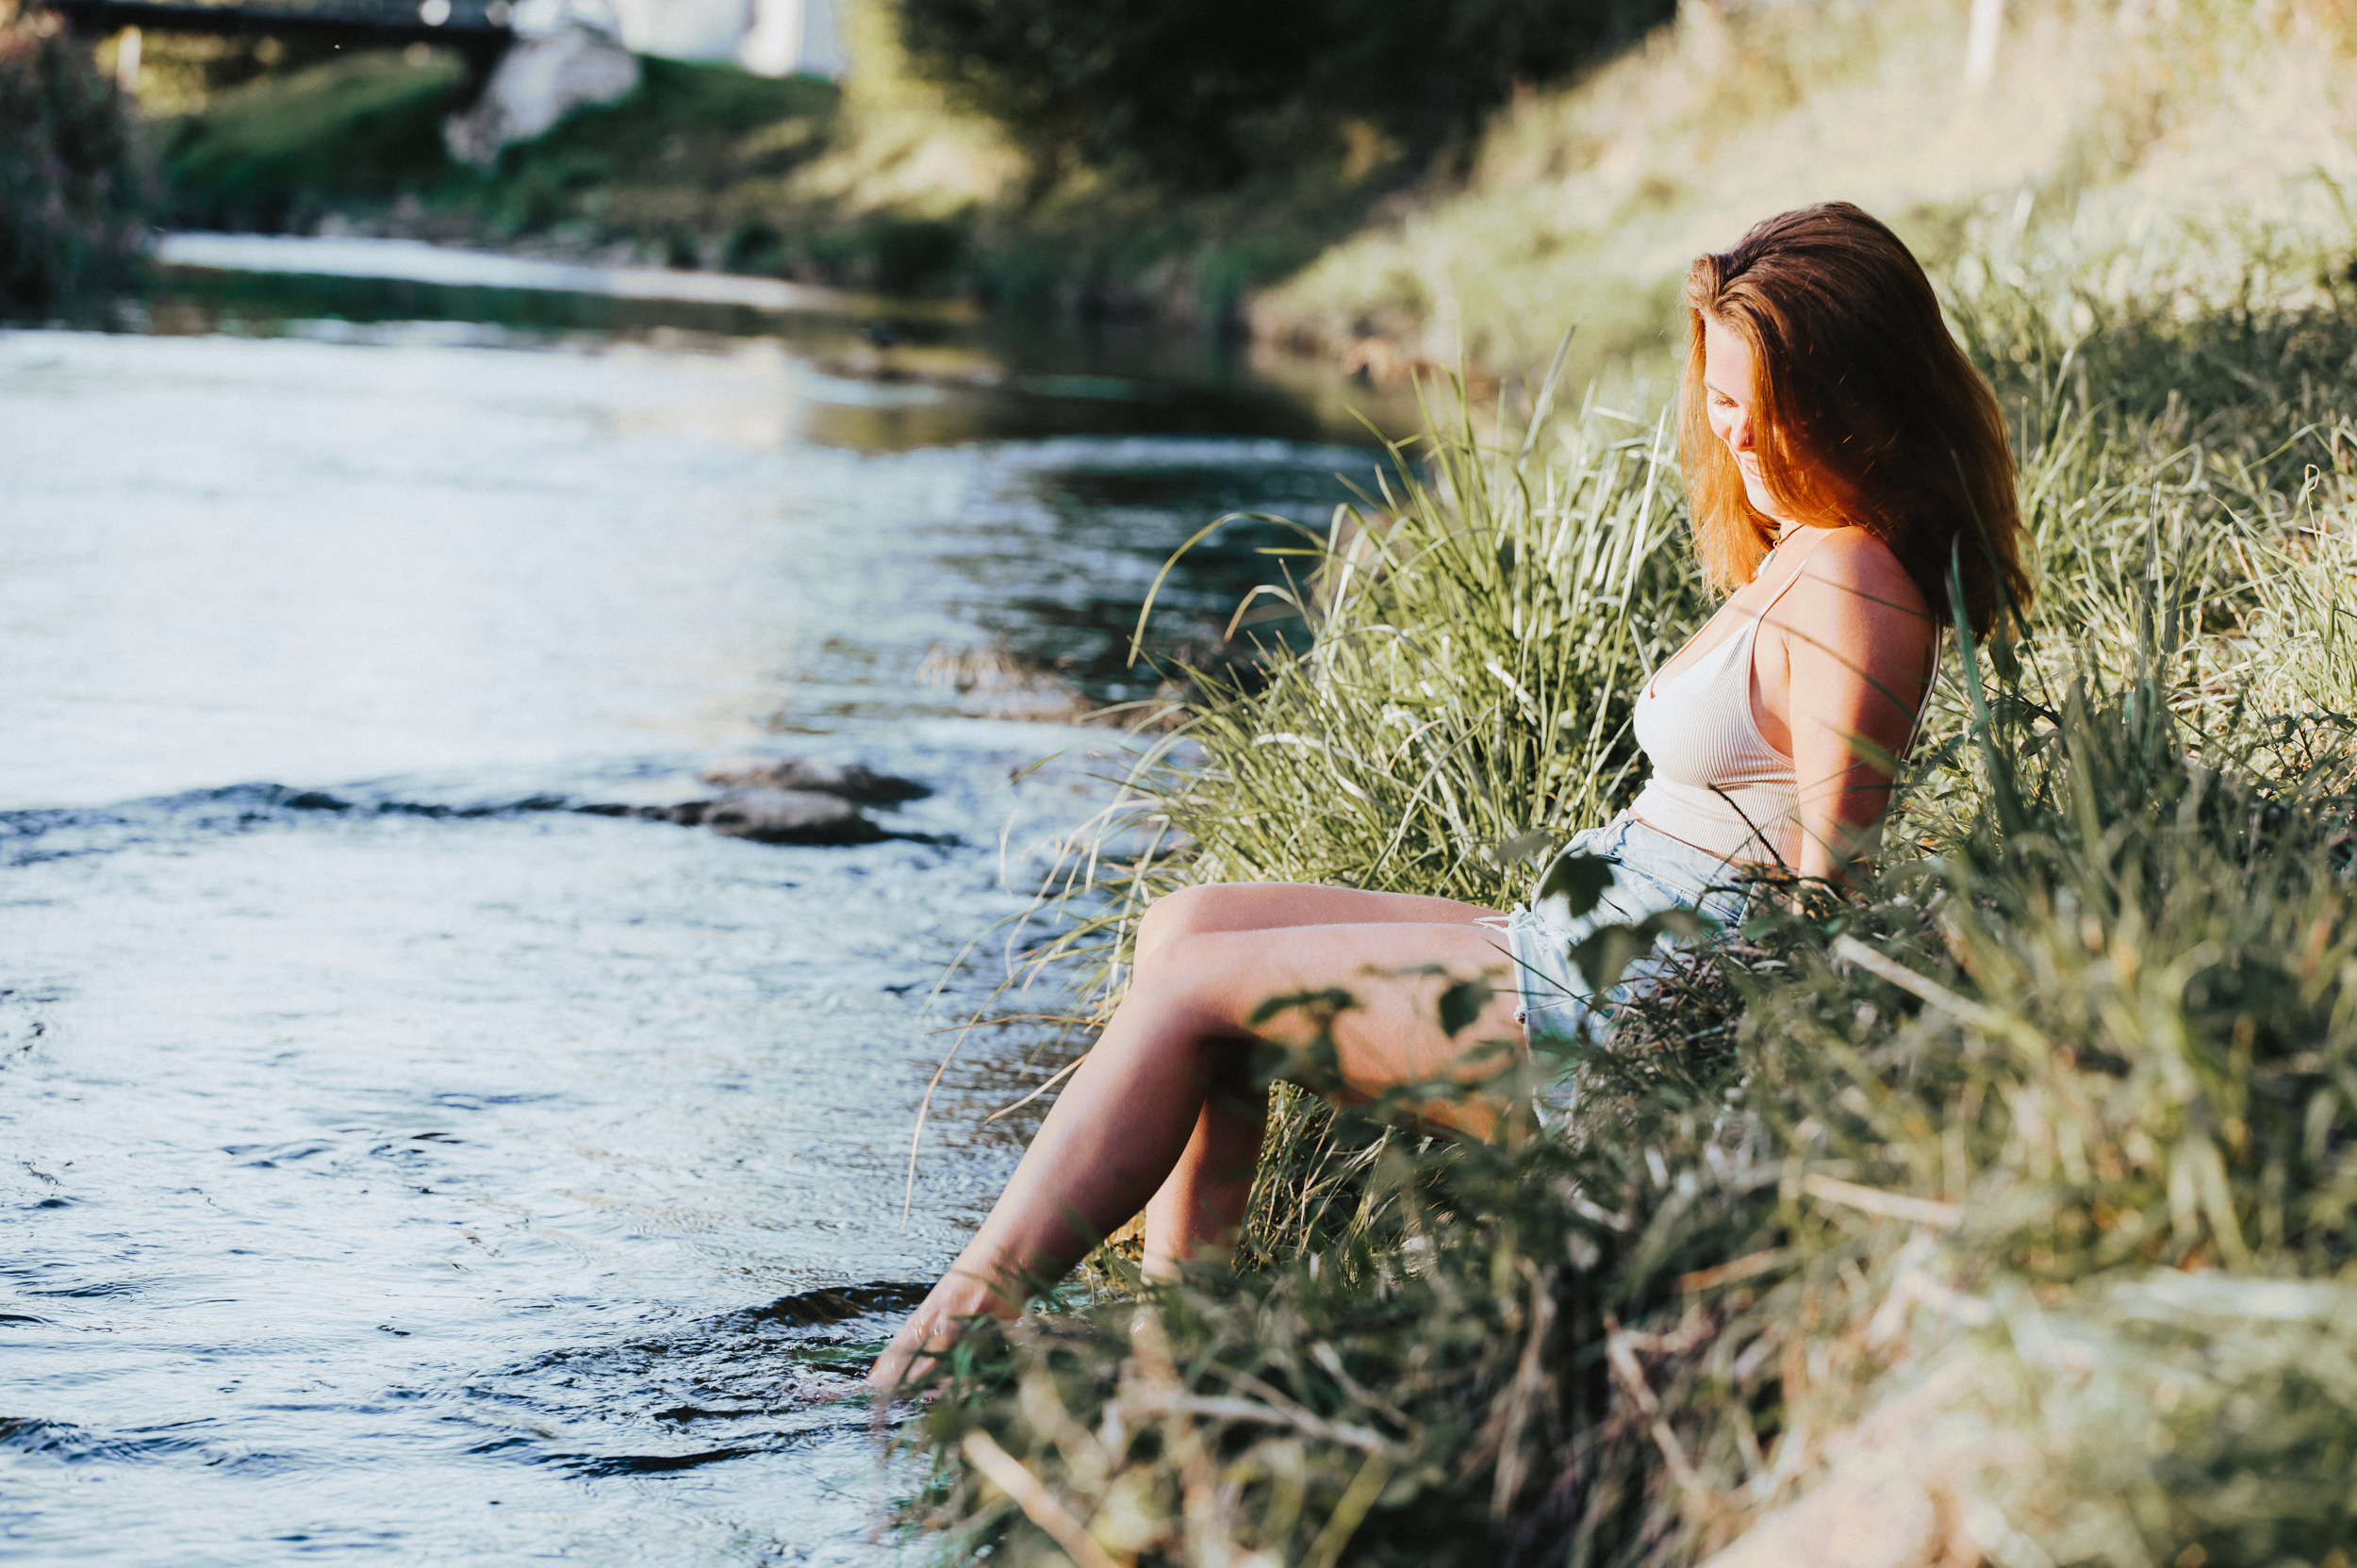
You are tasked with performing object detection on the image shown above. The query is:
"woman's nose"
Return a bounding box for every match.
[1726,412,1754,451]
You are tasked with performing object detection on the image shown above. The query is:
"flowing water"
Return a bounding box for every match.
[0,246,1393,1565]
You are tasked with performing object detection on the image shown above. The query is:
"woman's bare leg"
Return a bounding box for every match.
[1131,883,1503,966]
[1129,883,1502,1276]
[866,909,1519,1392]
[1138,1057,1264,1279]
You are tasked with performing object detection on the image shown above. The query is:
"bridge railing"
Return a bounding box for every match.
[38,0,516,46]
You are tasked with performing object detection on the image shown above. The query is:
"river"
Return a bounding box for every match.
[0,243,1394,1566]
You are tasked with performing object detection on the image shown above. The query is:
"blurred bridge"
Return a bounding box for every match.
[39,0,514,74]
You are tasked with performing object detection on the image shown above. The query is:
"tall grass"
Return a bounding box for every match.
[897,210,2357,1565]
[1148,386,1704,902]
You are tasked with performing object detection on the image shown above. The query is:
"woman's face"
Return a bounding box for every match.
[1702,313,1788,522]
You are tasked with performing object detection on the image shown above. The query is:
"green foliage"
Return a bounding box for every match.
[0,14,152,313]
[900,219,2357,1563]
[471,55,837,234]
[128,32,341,121]
[149,48,1001,293]
[157,51,842,244]
[145,0,1701,316]
[893,0,1673,195]
[157,49,465,231]
[791,211,964,293]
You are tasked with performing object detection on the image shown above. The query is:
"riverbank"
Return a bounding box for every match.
[127,1,2357,382]
[898,163,2357,1565]
[141,5,1412,323]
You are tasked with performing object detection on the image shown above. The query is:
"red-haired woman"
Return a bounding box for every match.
[869,202,2035,1390]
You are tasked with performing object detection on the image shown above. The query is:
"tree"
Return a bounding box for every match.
[0,11,152,312]
[894,0,1673,194]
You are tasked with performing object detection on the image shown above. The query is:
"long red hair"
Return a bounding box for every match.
[1679,203,2033,640]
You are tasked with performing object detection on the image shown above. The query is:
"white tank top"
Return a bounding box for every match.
[1626,534,1827,867]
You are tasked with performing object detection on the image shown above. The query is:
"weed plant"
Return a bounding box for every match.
[897,217,2357,1566]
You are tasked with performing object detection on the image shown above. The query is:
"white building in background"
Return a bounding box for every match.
[596,0,844,75]
[737,0,845,76]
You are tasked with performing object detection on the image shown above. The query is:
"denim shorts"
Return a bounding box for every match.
[1489,814,1754,1129]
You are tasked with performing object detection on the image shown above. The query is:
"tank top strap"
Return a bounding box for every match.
[1746,525,1841,625]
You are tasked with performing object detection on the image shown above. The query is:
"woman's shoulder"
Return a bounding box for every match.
[1795,525,1928,614]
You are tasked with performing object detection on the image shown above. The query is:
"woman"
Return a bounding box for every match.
[868,202,2034,1391]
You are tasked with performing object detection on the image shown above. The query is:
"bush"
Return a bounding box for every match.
[0,10,151,313]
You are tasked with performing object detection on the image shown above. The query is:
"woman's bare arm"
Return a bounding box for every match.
[1759,530,1935,887]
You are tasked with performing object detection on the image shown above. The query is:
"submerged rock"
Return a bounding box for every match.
[578,791,881,843]
[577,801,707,824]
[702,788,884,846]
[579,758,926,844]
[698,759,931,806]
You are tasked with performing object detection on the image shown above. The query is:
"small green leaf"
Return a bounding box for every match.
[1246,985,1357,1031]
[1536,850,1615,919]
[1438,977,1494,1038]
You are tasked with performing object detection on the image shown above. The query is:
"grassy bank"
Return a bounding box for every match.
[892,190,2357,1563]
[1255,0,2357,388]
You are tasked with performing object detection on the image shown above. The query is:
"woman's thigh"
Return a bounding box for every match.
[1137,882,1503,966]
[1152,919,1523,1102]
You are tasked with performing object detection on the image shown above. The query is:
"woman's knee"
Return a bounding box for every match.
[1134,883,1253,970]
[1115,932,1256,1049]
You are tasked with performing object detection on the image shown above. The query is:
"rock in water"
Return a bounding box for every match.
[698,759,931,806]
[576,759,921,843]
[701,789,883,846]
[444,26,641,169]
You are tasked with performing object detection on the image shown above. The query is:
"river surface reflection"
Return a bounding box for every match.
[0,252,1386,1565]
